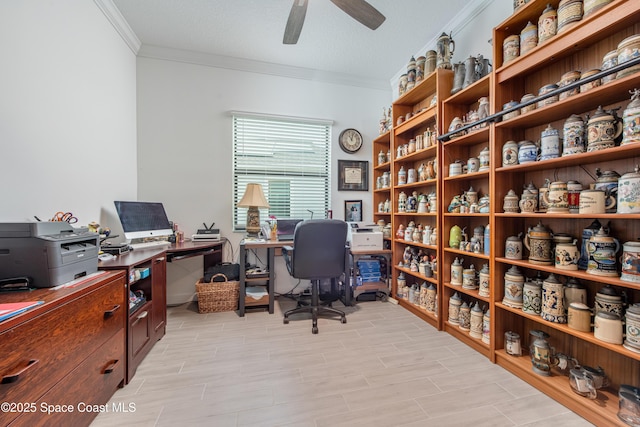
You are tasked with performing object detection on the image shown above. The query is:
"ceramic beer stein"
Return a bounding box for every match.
[567,180,582,213]
[458,301,471,331]
[451,257,464,285]
[503,189,520,213]
[519,189,538,213]
[520,21,538,55]
[622,89,640,145]
[502,140,519,166]
[557,0,583,34]
[579,219,602,270]
[479,146,490,171]
[538,4,557,44]
[579,68,601,92]
[558,70,581,100]
[587,227,621,277]
[425,283,437,312]
[594,284,624,317]
[587,106,623,151]
[617,166,640,214]
[624,303,640,352]
[448,292,462,324]
[562,114,586,156]
[617,34,640,79]
[478,264,490,298]
[505,331,522,356]
[505,233,523,260]
[462,55,478,89]
[436,32,455,70]
[541,273,567,323]
[470,302,484,339]
[539,124,561,160]
[542,181,569,213]
[503,34,520,64]
[555,238,579,270]
[518,140,538,163]
[503,265,525,308]
[578,189,615,214]
[530,330,557,376]
[594,311,623,344]
[524,221,554,265]
[568,302,592,332]
[482,309,491,344]
[594,168,621,212]
[621,241,640,283]
[522,279,542,315]
[425,50,437,74]
[462,265,477,290]
[564,278,587,305]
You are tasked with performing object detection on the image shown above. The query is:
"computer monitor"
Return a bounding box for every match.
[114,201,173,240]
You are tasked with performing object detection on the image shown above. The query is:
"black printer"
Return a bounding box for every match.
[0,222,99,288]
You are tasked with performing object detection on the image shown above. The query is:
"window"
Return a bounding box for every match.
[232,112,332,231]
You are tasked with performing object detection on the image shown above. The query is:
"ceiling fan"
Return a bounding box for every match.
[283,0,386,44]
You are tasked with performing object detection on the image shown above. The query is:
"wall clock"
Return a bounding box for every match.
[338,128,363,153]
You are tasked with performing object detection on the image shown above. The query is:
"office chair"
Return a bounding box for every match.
[282,219,348,334]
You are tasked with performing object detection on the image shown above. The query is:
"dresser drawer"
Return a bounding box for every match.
[0,278,125,426]
[8,329,125,427]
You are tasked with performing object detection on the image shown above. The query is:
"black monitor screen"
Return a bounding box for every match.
[114,201,173,240]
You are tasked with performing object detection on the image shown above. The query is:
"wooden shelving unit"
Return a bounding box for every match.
[490,0,640,424]
[390,68,453,329]
[377,1,640,424]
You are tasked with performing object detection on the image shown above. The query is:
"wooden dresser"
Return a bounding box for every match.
[0,271,127,427]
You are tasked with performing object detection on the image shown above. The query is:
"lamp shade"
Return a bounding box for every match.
[237,183,270,208]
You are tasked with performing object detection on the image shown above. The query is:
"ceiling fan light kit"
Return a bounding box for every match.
[283,0,386,45]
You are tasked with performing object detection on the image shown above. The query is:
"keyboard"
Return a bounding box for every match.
[130,240,171,250]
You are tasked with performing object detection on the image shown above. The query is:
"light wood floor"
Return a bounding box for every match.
[92,298,594,427]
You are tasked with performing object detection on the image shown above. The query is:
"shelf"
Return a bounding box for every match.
[444,321,490,357]
[494,0,640,83]
[395,265,438,286]
[394,144,438,162]
[444,282,490,303]
[495,301,640,362]
[394,178,438,189]
[395,105,437,135]
[374,161,391,171]
[397,298,438,328]
[393,239,438,251]
[444,247,490,260]
[494,257,640,290]
[495,349,622,427]
[442,127,490,147]
[443,73,491,105]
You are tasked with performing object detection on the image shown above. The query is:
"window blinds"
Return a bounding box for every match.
[232,113,331,230]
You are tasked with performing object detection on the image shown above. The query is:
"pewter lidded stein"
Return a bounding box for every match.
[587,227,621,277]
[563,114,586,155]
[587,105,623,151]
[617,165,640,214]
[524,221,554,265]
[436,32,455,70]
[622,89,640,145]
[579,219,602,270]
[541,273,567,323]
[530,330,557,376]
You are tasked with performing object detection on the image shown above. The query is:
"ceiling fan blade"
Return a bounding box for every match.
[283,0,308,44]
[330,0,386,30]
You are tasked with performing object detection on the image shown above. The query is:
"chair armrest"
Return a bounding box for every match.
[281,246,294,276]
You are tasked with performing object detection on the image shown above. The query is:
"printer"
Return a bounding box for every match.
[0,222,99,288]
[347,223,383,251]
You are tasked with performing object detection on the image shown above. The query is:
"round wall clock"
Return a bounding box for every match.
[338,128,363,153]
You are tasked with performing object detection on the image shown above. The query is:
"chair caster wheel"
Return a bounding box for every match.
[283,318,289,324]
[312,327,318,334]
[341,317,347,324]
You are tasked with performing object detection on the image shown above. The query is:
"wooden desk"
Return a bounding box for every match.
[238,239,290,316]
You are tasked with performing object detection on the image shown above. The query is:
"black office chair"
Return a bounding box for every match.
[282,219,348,334]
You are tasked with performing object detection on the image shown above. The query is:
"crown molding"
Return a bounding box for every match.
[94,0,141,54]
[137,45,390,91]
[389,0,495,88]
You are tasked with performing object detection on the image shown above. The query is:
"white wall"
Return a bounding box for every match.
[135,58,391,302]
[0,1,138,226]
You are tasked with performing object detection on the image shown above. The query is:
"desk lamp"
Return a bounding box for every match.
[237,183,270,238]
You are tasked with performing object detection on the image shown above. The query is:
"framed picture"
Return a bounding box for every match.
[344,200,363,222]
[338,160,369,191]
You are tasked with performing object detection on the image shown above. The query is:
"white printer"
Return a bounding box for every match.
[347,223,383,251]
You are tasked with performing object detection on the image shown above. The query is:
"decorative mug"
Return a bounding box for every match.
[542,181,569,213]
[579,189,615,214]
[594,311,623,344]
[568,302,592,332]
[518,140,538,164]
[467,157,480,173]
[555,239,579,270]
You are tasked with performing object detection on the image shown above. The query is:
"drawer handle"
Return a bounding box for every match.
[103,359,119,374]
[2,359,39,384]
[131,310,148,326]
[104,304,121,319]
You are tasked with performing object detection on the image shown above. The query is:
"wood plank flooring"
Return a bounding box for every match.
[91,298,594,426]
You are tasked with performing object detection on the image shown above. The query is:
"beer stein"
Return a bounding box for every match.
[451,257,463,286]
[567,180,582,213]
[503,189,520,213]
[470,302,483,339]
[555,238,579,270]
[563,114,586,156]
[503,35,520,64]
[579,219,602,270]
[425,50,437,74]
[462,55,478,89]
[594,311,623,344]
[482,309,491,344]
[564,278,587,305]
[569,367,598,399]
[517,140,538,164]
[587,227,621,277]
[451,62,465,94]
[617,34,640,79]
[624,303,640,352]
[587,106,623,151]
[538,4,557,44]
[618,385,640,426]
[478,264,490,297]
[524,221,554,265]
[503,265,525,309]
[622,89,640,145]
[621,241,640,283]
[436,32,455,70]
[583,365,609,390]
[502,140,519,166]
[542,181,569,213]
[479,146,490,171]
[568,302,592,332]
[540,124,561,160]
[594,168,620,212]
[522,278,542,315]
[458,301,471,331]
[529,330,557,376]
[505,233,523,259]
[520,21,538,55]
[617,166,640,214]
[462,265,477,290]
[448,292,462,324]
[505,331,522,356]
[541,273,567,323]
[594,284,624,317]
[519,189,537,213]
[425,283,437,312]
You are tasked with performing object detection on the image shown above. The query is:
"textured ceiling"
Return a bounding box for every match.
[111,0,471,87]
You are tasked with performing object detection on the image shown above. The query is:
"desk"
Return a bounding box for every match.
[238,239,291,316]
[166,240,224,269]
[348,248,392,305]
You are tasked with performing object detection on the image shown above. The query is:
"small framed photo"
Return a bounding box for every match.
[338,160,369,191]
[344,200,363,222]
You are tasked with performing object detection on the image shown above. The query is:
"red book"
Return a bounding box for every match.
[0,301,44,322]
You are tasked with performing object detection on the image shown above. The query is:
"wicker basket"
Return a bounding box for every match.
[195,273,239,313]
